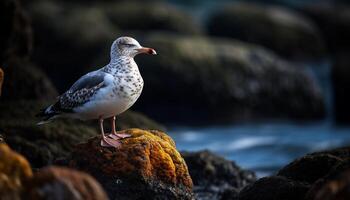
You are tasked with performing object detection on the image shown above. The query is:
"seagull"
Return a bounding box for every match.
[36,36,157,148]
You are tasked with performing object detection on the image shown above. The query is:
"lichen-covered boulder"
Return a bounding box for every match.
[0,143,33,200]
[67,129,194,200]
[207,3,326,60]
[134,33,325,124]
[26,166,108,200]
[182,150,256,200]
[238,176,310,200]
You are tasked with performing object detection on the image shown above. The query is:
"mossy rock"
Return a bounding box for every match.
[133,33,325,124]
[28,1,118,92]
[1,60,58,101]
[207,3,326,60]
[0,100,164,168]
[0,143,33,200]
[66,128,194,200]
[103,2,200,34]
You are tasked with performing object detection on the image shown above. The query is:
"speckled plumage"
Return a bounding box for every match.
[37,37,155,123]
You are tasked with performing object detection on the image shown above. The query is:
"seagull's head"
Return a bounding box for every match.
[111,36,157,58]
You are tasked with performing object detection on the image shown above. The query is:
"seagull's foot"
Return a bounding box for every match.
[109,133,132,139]
[100,136,122,148]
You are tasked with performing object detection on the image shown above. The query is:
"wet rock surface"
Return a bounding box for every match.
[239,146,350,200]
[238,176,310,200]
[66,129,194,200]
[135,33,325,124]
[26,166,108,200]
[207,3,326,60]
[182,150,256,200]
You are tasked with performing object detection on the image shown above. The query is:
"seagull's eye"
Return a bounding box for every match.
[121,43,135,47]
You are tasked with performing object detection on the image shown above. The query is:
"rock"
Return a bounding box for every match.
[182,150,256,200]
[277,154,343,184]
[332,52,350,124]
[1,59,58,101]
[66,129,194,200]
[207,3,326,60]
[304,160,350,200]
[238,176,310,200]
[27,1,199,92]
[28,1,118,92]
[103,2,200,34]
[134,33,325,124]
[0,0,32,65]
[26,166,108,200]
[0,67,3,96]
[0,100,164,168]
[310,170,350,200]
[299,4,350,54]
[0,143,33,200]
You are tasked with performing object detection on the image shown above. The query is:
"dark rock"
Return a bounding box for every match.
[0,100,164,168]
[277,154,343,184]
[26,166,108,200]
[27,1,199,92]
[0,143,33,200]
[0,0,32,65]
[134,33,325,124]
[182,150,256,200]
[299,4,350,54]
[238,176,310,200]
[66,129,194,200]
[1,59,58,101]
[0,67,3,96]
[332,52,350,124]
[103,2,201,34]
[207,3,326,60]
[28,1,118,92]
[305,168,350,200]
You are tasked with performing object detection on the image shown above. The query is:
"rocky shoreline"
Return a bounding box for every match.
[1,130,350,200]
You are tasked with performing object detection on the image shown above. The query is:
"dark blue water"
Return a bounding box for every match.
[169,123,350,177]
[169,61,350,177]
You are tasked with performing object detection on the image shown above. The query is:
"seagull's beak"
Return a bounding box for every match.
[136,47,157,55]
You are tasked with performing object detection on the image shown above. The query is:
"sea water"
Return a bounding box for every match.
[169,60,350,177]
[169,123,350,177]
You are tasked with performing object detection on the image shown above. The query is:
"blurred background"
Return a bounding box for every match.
[0,0,349,177]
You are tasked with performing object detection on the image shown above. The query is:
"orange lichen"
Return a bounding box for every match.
[70,128,193,190]
[0,143,33,199]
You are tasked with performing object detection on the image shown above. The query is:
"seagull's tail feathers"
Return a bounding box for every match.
[35,105,60,125]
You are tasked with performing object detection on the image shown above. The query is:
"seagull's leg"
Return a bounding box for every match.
[108,116,131,139]
[100,117,121,148]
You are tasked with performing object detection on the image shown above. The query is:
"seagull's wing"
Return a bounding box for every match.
[55,70,110,112]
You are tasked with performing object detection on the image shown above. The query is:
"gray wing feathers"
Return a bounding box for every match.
[57,71,108,112]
